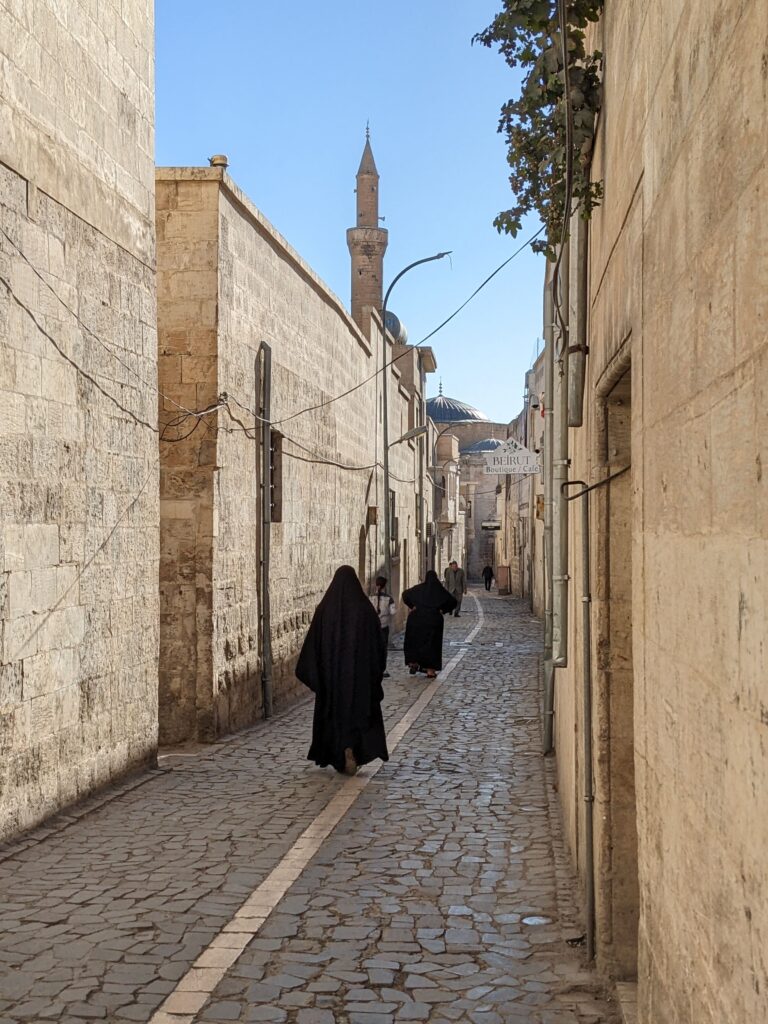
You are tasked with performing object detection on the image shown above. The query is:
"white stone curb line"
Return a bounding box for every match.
[149,593,484,1023]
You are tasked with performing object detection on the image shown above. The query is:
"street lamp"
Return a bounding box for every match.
[382,252,451,584]
[390,425,428,446]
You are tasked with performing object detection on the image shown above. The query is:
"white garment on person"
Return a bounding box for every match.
[370,591,395,628]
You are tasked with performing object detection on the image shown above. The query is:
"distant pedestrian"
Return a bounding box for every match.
[296,566,388,776]
[402,570,457,679]
[444,560,467,616]
[370,575,395,678]
[481,565,494,591]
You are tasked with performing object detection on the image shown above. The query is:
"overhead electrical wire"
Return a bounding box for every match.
[228,225,545,431]
[2,212,544,477]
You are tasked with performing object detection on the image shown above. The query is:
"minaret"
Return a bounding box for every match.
[347,127,388,332]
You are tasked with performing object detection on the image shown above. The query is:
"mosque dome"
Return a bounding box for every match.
[426,393,489,424]
[460,437,505,455]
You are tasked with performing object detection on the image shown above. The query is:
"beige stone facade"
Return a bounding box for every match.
[494,359,545,609]
[426,410,510,579]
[497,3,768,1021]
[432,430,465,576]
[0,1,158,839]
[156,166,434,744]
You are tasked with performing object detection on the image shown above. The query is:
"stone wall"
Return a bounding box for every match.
[499,360,548,606]
[0,0,157,839]
[461,456,502,580]
[155,173,218,744]
[549,2,768,1020]
[157,168,432,743]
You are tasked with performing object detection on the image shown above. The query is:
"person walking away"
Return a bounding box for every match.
[444,560,467,616]
[370,575,395,677]
[481,565,494,591]
[402,570,457,679]
[296,565,388,776]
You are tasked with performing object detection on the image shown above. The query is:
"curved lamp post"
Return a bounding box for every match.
[381,252,451,584]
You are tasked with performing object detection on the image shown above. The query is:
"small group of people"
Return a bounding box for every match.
[295,561,472,777]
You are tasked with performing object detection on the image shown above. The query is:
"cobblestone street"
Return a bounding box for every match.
[0,591,616,1024]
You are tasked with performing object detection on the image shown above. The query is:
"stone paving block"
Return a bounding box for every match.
[0,594,619,1024]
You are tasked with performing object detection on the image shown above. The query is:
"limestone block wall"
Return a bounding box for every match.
[0,0,157,840]
[157,168,428,741]
[462,457,503,580]
[494,409,541,601]
[550,2,768,1020]
[156,175,219,743]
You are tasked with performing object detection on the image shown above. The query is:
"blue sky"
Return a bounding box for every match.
[155,1,545,424]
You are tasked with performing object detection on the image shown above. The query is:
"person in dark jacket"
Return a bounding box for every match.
[296,566,389,776]
[402,570,457,679]
[481,565,494,591]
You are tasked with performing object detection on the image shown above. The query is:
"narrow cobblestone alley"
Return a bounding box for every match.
[0,591,616,1024]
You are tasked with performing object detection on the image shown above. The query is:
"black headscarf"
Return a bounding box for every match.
[402,570,456,613]
[296,566,388,771]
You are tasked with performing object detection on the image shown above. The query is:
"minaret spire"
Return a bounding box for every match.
[347,128,388,334]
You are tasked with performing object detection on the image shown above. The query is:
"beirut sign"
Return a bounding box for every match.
[483,438,541,475]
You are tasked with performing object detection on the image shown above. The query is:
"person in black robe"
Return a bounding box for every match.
[402,570,457,678]
[296,565,389,775]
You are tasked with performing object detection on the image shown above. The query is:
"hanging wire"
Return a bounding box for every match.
[2,213,543,475]
[226,225,544,430]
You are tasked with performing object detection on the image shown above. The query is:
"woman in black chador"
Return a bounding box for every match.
[296,566,389,776]
[402,570,457,679]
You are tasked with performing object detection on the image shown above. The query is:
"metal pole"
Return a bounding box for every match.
[581,483,595,960]
[552,239,570,667]
[564,478,596,961]
[256,343,274,719]
[568,215,589,427]
[381,252,451,584]
[543,262,556,753]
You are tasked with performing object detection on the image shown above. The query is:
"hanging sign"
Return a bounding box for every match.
[483,437,541,475]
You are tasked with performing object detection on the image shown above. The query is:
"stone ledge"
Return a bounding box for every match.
[615,981,638,1024]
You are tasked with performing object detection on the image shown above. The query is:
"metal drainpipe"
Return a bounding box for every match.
[564,479,596,961]
[542,262,556,753]
[568,215,589,427]
[255,343,274,719]
[552,239,570,667]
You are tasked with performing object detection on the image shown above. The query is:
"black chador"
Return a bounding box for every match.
[296,566,389,774]
[402,570,457,674]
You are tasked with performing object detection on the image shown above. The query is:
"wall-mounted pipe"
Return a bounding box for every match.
[562,465,630,960]
[579,482,595,961]
[563,478,595,960]
[552,240,571,667]
[568,216,589,427]
[255,343,274,719]
[542,261,556,753]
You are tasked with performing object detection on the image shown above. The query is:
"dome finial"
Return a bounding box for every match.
[439,378,443,396]
[366,120,370,141]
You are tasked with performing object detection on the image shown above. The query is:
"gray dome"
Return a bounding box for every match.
[426,394,489,424]
[460,437,504,454]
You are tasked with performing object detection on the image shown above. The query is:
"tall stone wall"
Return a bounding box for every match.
[550,2,768,1020]
[157,168,429,742]
[461,457,502,579]
[0,0,157,840]
[155,174,219,743]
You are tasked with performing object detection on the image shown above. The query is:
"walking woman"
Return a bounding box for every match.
[402,570,457,679]
[296,566,389,776]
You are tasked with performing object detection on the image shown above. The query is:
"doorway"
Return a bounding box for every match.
[594,363,639,978]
